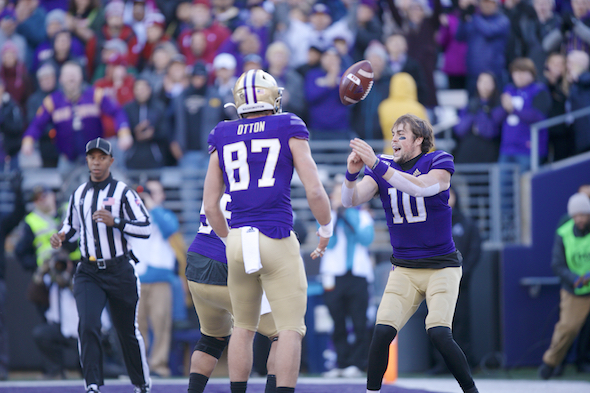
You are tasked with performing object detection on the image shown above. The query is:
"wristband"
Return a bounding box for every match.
[372,158,389,177]
[318,221,333,238]
[345,170,360,182]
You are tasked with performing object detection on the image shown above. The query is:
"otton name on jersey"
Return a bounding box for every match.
[237,120,266,135]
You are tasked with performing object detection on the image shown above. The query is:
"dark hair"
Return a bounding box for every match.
[392,114,434,154]
[509,57,537,79]
[68,0,100,15]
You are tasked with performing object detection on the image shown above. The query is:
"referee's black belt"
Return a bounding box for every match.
[81,253,130,269]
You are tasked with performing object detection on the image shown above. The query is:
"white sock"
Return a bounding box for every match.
[367,390,380,393]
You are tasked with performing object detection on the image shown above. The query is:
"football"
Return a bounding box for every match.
[339,60,374,106]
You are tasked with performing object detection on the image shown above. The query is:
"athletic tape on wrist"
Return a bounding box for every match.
[318,221,333,238]
[372,159,389,177]
[345,170,360,182]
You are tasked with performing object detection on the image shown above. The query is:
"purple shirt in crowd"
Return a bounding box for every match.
[24,87,129,161]
[207,112,309,239]
[365,150,456,260]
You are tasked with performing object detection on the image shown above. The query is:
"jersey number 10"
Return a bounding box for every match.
[223,138,281,192]
[388,188,427,224]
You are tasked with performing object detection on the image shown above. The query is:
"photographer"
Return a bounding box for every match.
[31,250,79,380]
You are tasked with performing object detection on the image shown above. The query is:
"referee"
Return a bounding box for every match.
[50,137,152,393]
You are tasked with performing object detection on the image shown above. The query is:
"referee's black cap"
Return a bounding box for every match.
[85,137,112,156]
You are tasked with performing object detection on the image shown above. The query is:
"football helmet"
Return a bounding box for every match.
[231,69,283,117]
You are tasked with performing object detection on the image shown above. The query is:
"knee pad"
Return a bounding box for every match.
[427,326,453,346]
[373,324,398,345]
[193,334,229,359]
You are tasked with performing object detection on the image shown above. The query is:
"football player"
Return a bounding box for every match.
[343,113,479,393]
[202,70,332,393]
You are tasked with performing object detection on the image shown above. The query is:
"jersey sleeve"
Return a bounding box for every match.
[430,151,455,175]
[287,113,309,140]
[207,124,220,154]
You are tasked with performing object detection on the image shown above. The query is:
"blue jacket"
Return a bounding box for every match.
[456,12,510,81]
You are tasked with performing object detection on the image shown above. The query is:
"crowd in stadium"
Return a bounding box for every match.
[0,0,589,175]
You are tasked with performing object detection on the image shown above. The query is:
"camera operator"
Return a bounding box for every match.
[31,250,80,380]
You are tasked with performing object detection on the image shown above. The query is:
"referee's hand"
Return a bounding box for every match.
[50,232,66,249]
[93,209,115,226]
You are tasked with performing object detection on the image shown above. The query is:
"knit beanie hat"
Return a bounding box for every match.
[568,193,590,217]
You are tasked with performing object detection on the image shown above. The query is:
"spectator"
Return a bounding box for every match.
[437,7,468,90]
[0,172,25,380]
[295,42,323,80]
[66,0,105,44]
[21,61,133,172]
[265,41,305,116]
[242,53,263,73]
[90,37,134,83]
[378,72,428,154]
[31,9,85,74]
[0,78,25,171]
[211,0,243,31]
[243,1,273,58]
[171,61,225,169]
[544,52,573,162]
[31,250,79,380]
[320,180,374,378]
[560,0,590,54]
[497,58,551,172]
[282,2,353,68]
[210,52,237,118]
[538,192,590,379]
[384,34,428,107]
[122,0,152,53]
[456,0,510,94]
[217,25,263,76]
[333,36,353,70]
[15,0,47,65]
[386,0,443,107]
[124,78,169,169]
[41,29,87,82]
[159,53,188,109]
[352,41,393,140]
[137,12,169,72]
[0,8,28,63]
[428,187,482,373]
[139,41,177,96]
[566,50,590,155]
[177,0,231,68]
[304,46,352,140]
[0,40,32,109]
[25,63,59,168]
[453,71,502,163]
[167,1,193,41]
[85,0,139,80]
[506,0,562,80]
[350,0,382,62]
[132,179,184,378]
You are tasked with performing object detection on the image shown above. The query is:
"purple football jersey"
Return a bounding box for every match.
[365,150,456,260]
[207,113,309,239]
[188,193,231,264]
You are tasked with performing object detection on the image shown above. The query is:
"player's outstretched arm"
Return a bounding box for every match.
[203,151,230,241]
[350,138,450,197]
[290,137,332,259]
[342,150,378,207]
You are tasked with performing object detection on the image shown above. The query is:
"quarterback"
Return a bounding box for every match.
[202,69,332,393]
[343,114,479,393]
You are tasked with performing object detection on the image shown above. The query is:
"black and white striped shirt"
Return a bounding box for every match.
[61,174,151,260]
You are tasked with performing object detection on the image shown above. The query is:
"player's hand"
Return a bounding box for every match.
[350,138,378,168]
[93,209,115,226]
[347,151,364,175]
[310,235,330,260]
[50,232,66,249]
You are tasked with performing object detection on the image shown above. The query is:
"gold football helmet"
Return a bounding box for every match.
[232,69,283,117]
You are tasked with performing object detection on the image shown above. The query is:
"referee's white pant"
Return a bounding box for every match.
[73,259,150,387]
